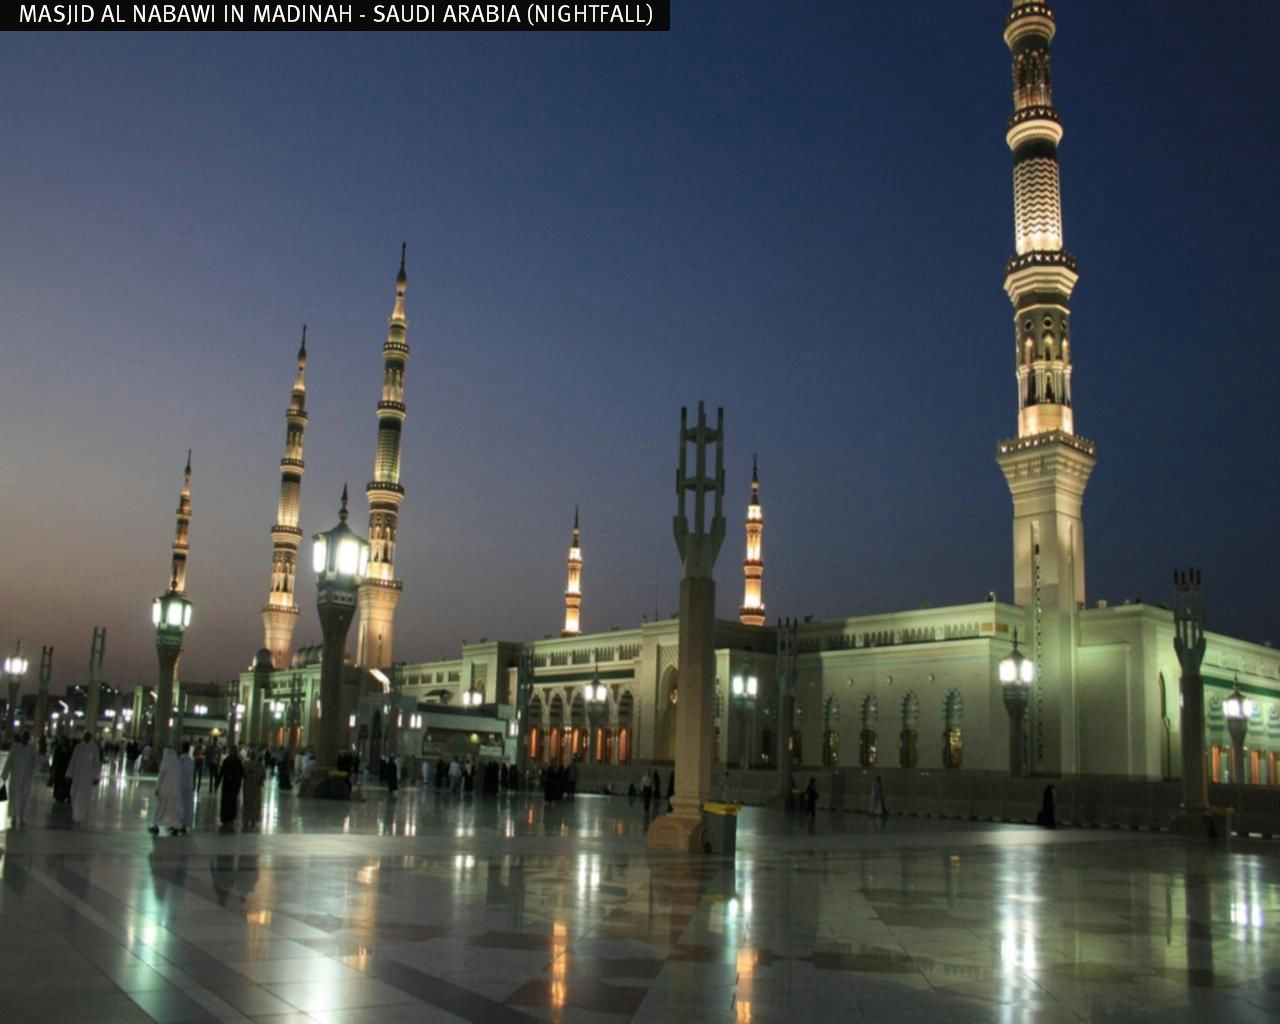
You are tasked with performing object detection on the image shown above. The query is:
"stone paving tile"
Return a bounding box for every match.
[3,773,1280,1024]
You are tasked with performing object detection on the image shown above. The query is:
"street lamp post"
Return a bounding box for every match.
[310,486,368,783]
[1171,568,1212,832]
[4,641,30,742]
[731,669,758,770]
[1223,679,1254,785]
[775,618,798,805]
[514,645,535,772]
[999,630,1035,776]
[152,578,192,755]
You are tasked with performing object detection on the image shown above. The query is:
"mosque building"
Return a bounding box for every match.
[239,1,1280,786]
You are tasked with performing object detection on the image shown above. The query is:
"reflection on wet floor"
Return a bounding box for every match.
[1,769,1278,1023]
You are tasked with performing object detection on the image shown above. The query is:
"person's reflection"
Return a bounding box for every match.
[1182,846,1214,987]
[233,855,260,903]
[148,849,189,917]
[209,854,237,907]
[1,853,27,896]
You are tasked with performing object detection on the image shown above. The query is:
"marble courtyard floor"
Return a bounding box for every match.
[1,770,1277,1023]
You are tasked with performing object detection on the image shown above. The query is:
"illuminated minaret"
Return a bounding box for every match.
[996,1,1096,775]
[261,326,309,670]
[356,245,410,669]
[739,455,765,627]
[172,450,192,593]
[562,506,582,637]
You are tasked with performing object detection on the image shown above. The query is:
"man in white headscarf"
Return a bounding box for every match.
[68,731,101,826]
[149,748,184,836]
[2,729,38,827]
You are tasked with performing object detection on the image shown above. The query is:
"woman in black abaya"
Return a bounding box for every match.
[219,746,245,830]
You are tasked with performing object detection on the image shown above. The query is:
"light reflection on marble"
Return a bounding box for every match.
[1,761,1279,1022]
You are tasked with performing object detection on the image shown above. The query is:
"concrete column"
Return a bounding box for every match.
[4,677,19,742]
[34,646,52,742]
[250,654,273,745]
[314,595,356,770]
[154,641,181,754]
[1227,717,1247,785]
[665,577,716,823]
[86,627,106,740]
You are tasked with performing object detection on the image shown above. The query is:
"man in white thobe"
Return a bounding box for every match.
[2,730,38,827]
[68,731,101,826]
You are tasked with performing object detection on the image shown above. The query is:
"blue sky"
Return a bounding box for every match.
[1,2,1277,688]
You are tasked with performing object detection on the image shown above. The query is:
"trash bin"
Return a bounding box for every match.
[702,801,740,855]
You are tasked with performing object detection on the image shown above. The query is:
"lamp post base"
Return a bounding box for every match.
[646,811,707,853]
[1168,808,1230,840]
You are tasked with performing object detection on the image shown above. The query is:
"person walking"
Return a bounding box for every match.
[241,749,266,830]
[208,742,222,794]
[1,729,38,827]
[149,749,184,836]
[1035,784,1056,829]
[192,740,205,791]
[804,777,819,822]
[51,735,73,803]
[218,745,244,831]
[641,770,653,816]
[869,775,888,818]
[179,742,196,833]
[68,731,101,827]
[449,756,463,796]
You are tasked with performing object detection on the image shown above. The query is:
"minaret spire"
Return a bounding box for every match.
[997,2,1096,776]
[1003,0,1079,439]
[261,326,309,670]
[562,505,582,637]
[739,454,765,627]
[171,450,192,593]
[357,246,411,669]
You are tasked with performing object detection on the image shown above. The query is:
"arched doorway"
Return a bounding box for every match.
[859,695,878,767]
[548,693,566,765]
[899,692,920,768]
[526,693,544,763]
[942,689,964,768]
[822,696,840,766]
[369,710,383,770]
[616,691,634,764]
[570,691,588,763]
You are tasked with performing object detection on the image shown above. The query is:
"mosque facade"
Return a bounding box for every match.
[239,2,1280,785]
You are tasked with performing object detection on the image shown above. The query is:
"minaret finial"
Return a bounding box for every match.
[263,329,310,669]
[185,449,192,477]
[563,505,583,637]
[740,455,765,626]
[358,240,412,669]
[340,483,349,522]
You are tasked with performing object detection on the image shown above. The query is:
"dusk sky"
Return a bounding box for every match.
[2,2,1278,693]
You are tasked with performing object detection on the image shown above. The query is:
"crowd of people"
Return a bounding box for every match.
[2,731,743,837]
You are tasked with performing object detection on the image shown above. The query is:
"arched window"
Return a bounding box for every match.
[860,694,878,768]
[822,697,841,766]
[942,689,963,768]
[900,691,920,768]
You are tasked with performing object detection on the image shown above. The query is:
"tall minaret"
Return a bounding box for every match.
[261,326,309,670]
[356,245,410,669]
[562,506,582,637]
[172,449,192,593]
[739,455,765,627]
[996,1,1096,775]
